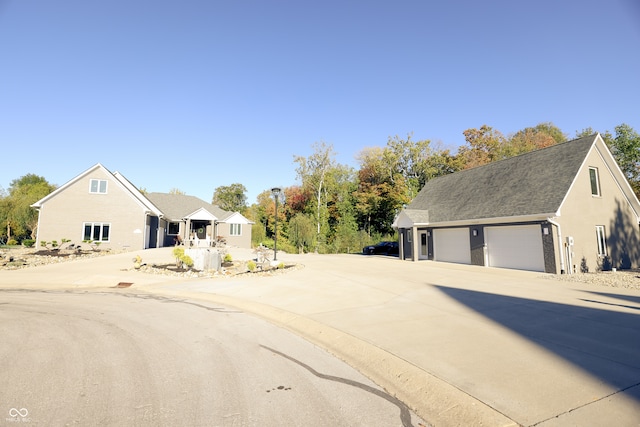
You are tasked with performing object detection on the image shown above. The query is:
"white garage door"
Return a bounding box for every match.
[485,225,545,272]
[433,228,471,264]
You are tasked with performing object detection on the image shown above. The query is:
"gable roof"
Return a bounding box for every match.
[31,163,161,216]
[145,192,235,222]
[404,134,615,225]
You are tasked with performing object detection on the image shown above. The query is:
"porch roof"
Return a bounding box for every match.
[145,192,233,222]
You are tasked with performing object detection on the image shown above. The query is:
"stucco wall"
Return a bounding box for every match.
[558,149,640,272]
[36,168,147,251]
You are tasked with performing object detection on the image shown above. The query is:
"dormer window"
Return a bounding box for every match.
[90,179,107,194]
[589,167,600,197]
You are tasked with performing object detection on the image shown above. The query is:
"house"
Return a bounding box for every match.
[394,134,640,274]
[31,163,253,251]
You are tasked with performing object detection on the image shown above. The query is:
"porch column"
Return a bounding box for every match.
[412,226,419,262]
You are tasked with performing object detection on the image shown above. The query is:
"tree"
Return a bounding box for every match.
[212,183,248,213]
[287,213,316,253]
[3,174,56,240]
[575,127,613,145]
[609,124,640,196]
[169,188,185,195]
[457,125,507,169]
[507,122,566,156]
[294,141,336,251]
[384,133,433,198]
[354,146,411,236]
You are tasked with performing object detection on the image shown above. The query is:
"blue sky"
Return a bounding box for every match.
[1,0,639,204]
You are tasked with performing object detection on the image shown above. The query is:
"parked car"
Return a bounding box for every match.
[362,241,399,256]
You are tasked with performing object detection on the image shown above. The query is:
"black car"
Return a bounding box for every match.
[362,241,399,256]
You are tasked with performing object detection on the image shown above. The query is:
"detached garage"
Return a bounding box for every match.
[394,134,640,274]
[485,225,545,272]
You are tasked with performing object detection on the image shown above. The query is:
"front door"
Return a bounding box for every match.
[419,231,429,259]
[192,221,208,239]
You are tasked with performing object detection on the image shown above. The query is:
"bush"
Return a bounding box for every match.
[7,239,18,246]
[181,255,194,268]
[224,253,233,263]
[277,262,285,269]
[22,239,35,248]
[247,260,256,271]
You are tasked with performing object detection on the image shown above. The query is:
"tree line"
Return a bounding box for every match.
[2,123,639,252]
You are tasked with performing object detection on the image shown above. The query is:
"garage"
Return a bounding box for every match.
[485,225,545,272]
[433,228,471,264]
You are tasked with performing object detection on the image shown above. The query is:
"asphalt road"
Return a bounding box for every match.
[0,289,427,426]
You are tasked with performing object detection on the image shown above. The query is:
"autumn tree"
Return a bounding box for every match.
[212,183,248,213]
[457,125,507,169]
[354,146,411,236]
[506,122,566,156]
[169,188,185,195]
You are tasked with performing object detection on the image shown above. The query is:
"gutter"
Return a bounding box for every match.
[547,217,566,274]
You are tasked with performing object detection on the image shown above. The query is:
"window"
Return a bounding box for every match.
[595,225,607,256]
[168,222,180,235]
[229,223,241,236]
[90,179,108,194]
[83,222,110,242]
[589,167,600,196]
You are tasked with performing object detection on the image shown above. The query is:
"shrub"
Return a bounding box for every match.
[224,253,233,263]
[7,239,18,246]
[22,239,35,248]
[181,255,194,268]
[277,262,285,269]
[247,260,256,271]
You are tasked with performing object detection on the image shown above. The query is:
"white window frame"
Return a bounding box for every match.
[229,223,242,236]
[595,225,607,257]
[90,179,108,194]
[83,222,111,242]
[589,167,600,197]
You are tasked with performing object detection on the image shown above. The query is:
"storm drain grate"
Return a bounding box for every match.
[114,282,133,288]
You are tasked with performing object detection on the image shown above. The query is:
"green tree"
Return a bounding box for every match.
[384,133,434,198]
[212,183,248,213]
[294,141,336,252]
[287,213,316,253]
[610,124,640,196]
[3,174,56,240]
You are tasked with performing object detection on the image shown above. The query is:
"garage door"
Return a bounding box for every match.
[485,225,545,272]
[433,228,471,264]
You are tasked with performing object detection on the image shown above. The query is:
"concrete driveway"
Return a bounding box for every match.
[2,247,639,426]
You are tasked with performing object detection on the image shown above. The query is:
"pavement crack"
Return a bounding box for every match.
[260,344,421,427]
[531,381,640,426]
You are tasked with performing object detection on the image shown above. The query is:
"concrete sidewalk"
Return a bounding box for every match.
[2,247,640,426]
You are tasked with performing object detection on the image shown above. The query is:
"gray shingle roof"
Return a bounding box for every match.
[145,192,233,221]
[406,134,597,223]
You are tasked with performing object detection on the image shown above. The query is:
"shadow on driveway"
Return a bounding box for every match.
[434,285,640,402]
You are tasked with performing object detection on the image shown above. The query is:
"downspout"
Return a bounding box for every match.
[547,218,565,274]
[143,212,149,250]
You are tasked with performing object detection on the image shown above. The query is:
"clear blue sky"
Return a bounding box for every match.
[1,0,639,204]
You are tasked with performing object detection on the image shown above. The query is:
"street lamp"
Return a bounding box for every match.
[271,187,281,261]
